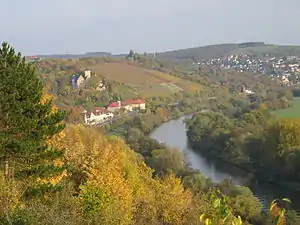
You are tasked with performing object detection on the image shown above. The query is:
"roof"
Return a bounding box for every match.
[123,99,145,105]
[71,74,80,82]
[107,101,121,108]
[92,107,108,115]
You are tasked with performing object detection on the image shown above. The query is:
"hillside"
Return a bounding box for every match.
[157,43,240,61]
[88,61,201,97]
[31,42,300,62]
[156,42,300,61]
[37,58,202,100]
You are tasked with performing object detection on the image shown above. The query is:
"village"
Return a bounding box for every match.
[80,99,146,126]
[196,54,300,86]
[69,69,146,126]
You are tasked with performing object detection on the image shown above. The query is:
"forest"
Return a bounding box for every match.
[186,104,300,184]
[0,42,295,225]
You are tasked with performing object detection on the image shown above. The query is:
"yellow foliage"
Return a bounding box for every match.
[267,118,300,152]
[258,103,267,110]
[36,169,68,186]
[49,125,197,225]
[40,91,58,112]
[0,173,22,217]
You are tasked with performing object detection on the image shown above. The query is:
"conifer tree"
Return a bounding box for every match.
[0,42,66,186]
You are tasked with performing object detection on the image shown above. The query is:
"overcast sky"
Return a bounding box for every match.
[1,0,300,55]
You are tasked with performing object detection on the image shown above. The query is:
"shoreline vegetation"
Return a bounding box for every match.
[1,42,296,224]
[186,100,300,192]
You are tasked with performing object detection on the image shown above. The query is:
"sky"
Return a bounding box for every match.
[1,0,300,55]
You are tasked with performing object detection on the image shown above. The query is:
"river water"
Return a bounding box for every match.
[150,116,300,211]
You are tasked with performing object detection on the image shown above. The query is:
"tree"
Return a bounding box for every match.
[0,42,66,186]
[147,148,184,176]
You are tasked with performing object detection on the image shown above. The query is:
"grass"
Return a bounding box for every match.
[89,61,201,97]
[272,97,300,118]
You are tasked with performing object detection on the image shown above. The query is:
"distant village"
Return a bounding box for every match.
[74,99,146,126]
[196,54,300,86]
[70,69,146,126]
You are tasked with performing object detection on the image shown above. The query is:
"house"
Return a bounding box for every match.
[84,107,113,125]
[84,69,91,79]
[244,89,255,95]
[281,75,290,85]
[71,74,86,89]
[71,70,91,89]
[71,75,80,89]
[106,99,146,113]
[76,75,86,88]
[96,80,106,91]
[107,101,121,112]
[122,99,146,111]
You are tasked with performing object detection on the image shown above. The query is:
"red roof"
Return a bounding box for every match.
[107,101,121,108]
[87,107,109,116]
[94,107,106,113]
[123,99,145,105]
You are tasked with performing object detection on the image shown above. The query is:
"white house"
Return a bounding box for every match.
[122,99,146,111]
[244,89,255,95]
[107,101,121,112]
[84,69,91,79]
[84,107,113,125]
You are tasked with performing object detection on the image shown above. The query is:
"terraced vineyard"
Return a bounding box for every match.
[89,62,201,97]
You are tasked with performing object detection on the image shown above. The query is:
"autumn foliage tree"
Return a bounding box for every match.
[0,42,66,190]
[49,124,197,225]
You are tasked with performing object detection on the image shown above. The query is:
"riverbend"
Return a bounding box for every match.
[150,116,300,211]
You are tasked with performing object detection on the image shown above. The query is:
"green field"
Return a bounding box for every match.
[272,97,300,118]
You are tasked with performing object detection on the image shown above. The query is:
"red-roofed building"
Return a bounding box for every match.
[107,101,121,112]
[122,99,146,111]
[84,107,114,125]
[106,99,146,113]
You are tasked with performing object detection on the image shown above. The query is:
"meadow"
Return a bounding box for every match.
[272,97,300,118]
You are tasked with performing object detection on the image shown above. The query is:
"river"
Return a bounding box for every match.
[150,116,300,211]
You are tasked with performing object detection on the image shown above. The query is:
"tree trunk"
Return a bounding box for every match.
[4,157,9,181]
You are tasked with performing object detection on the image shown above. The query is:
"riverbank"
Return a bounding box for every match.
[185,109,300,193]
[188,132,300,192]
[150,115,300,213]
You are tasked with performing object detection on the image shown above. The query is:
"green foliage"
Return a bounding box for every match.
[1,42,299,225]
[0,42,66,190]
[272,97,300,118]
[147,148,184,175]
[199,189,243,225]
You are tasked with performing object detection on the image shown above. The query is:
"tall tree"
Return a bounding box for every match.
[0,42,66,185]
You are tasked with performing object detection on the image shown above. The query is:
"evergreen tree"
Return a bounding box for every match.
[0,42,66,187]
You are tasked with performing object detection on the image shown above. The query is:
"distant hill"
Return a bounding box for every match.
[31,42,300,61]
[32,52,127,59]
[156,43,240,61]
[156,42,300,61]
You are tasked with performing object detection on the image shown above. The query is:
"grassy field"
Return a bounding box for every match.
[272,97,300,118]
[89,62,201,97]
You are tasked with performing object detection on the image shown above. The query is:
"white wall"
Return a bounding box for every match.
[85,112,113,125]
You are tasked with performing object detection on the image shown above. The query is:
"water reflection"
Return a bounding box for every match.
[150,116,248,184]
[150,116,300,211]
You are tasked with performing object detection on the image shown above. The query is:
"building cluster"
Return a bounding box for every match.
[71,69,92,89]
[77,99,146,126]
[71,69,106,91]
[26,56,42,63]
[196,54,300,86]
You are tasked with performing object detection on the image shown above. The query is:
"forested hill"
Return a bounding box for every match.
[156,42,300,61]
[31,42,300,62]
